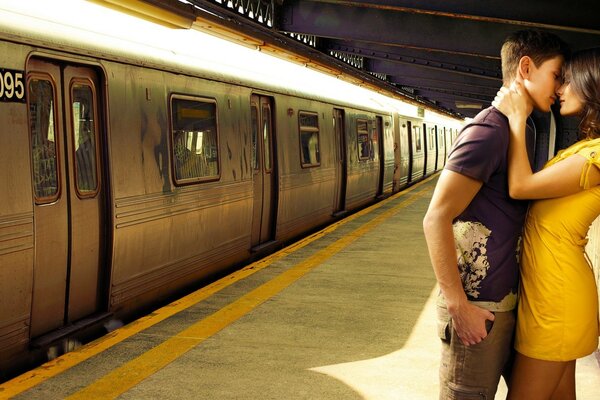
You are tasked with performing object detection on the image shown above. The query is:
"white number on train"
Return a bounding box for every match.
[0,69,26,102]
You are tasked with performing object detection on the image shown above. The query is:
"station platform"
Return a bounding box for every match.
[1,176,599,399]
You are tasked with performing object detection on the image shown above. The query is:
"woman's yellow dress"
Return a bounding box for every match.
[515,138,600,361]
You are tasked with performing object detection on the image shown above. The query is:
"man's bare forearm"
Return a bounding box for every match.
[423,208,467,313]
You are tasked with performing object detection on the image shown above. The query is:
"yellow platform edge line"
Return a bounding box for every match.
[65,186,432,399]
[0,175,437,398]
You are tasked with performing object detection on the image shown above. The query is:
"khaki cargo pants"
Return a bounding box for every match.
[437,306,516,399]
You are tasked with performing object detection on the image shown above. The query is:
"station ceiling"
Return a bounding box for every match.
[130,0,600,119]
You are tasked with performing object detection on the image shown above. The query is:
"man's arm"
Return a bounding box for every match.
[423,169,495,346]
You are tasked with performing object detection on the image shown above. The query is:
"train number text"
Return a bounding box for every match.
[0,68,26,102]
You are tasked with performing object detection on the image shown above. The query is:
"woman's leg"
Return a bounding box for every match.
[549,360,576,400]
[507,352,571,400]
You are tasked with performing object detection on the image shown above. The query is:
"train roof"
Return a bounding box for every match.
[0,0,462,127]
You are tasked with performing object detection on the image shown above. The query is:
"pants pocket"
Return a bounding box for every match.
[444,382,488,399]
[437,306,452,342]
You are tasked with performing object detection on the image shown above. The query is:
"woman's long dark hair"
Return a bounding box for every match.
[568,48,600,139]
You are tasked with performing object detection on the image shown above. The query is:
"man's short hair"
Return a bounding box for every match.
[501,30,570,85]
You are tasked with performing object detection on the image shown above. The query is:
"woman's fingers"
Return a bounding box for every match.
[493,86,508,109]
[510,80,524,95]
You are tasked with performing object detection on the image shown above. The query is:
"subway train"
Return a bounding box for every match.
[0,1,462,375]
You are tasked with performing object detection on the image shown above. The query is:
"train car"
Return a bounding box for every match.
[0,1,461,375]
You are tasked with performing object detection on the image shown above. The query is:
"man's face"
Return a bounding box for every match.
[523,56,564,112]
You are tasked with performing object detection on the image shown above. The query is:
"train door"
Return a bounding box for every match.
[436,126,446,170]
[406,120,413,183]
[332,108,346,215]
[375,116,384,196]
[444,127,453,161]
[423,123,436,177]
[250,95,277,249]
[27,58,107,339]
[408,120,424,183]
[394,117,410,190]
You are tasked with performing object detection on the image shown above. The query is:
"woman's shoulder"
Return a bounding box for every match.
[554,138,600,159]
[570,138,600,158]
[550,138,600,190]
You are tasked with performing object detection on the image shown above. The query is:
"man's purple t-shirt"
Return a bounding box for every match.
[444,107,529,311]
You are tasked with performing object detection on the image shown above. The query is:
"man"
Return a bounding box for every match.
[422,30,569,399]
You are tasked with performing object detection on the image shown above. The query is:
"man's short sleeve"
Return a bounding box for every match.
[445,124,505,183]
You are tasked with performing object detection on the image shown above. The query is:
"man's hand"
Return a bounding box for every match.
[448,301,495,346]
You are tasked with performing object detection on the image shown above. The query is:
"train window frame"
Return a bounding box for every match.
[169,94,221,185]
[357,118,371,161]
[413,125,422,153]
[251,104,259,170]
[298,110,321,168]
[27,72,62,204]
[428,127,435,150]
[69,78,101,199]
[262,104,273,173]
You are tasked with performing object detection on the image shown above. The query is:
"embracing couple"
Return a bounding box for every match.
[424,29,600,400]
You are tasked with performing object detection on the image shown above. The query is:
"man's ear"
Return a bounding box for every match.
[518,56,532,80]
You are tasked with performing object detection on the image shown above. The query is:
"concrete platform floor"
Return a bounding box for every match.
[2,176,599,399]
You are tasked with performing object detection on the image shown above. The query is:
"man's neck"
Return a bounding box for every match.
[509,79,535,115]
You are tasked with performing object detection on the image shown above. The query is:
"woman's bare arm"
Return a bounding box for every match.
[494,84,600,199]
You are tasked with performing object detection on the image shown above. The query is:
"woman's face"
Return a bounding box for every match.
[557,73,585,116]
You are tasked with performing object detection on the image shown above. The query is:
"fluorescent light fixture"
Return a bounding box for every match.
[0,0,463,128]
[455,101,483,110]
[89,0,195,29]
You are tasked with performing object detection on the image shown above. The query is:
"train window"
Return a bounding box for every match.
[262,105,272,171]
[251,105,259,170]
[171,96,219,183]
[413,126,422,152]
[298,111,320,167]
[357,119,370,160]
[372,119,380,161]
[71,83,99,196]
[429,128,435,150]
[28,78,60,202]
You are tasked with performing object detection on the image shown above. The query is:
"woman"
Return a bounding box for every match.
[493,48,600,400]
